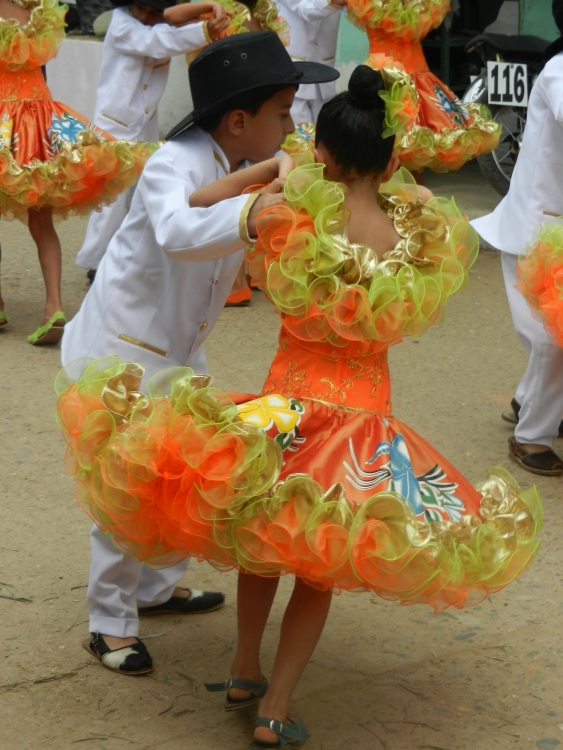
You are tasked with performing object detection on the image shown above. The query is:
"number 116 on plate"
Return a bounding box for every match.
[487,61,528,107]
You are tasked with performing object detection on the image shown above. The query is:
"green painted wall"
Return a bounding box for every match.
[519,0,558,39]
[335,15,368,89]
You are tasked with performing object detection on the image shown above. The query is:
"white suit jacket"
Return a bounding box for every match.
[94,6,208,141]
[62,128,256,381]
[278,0,341,101]
[472,52,563,255]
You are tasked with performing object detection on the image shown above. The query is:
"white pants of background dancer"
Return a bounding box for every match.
[290,85,325,125]
[76,118,160,271]
[88,525,189,637]
[501,252,563,448]
[76,188,134,270]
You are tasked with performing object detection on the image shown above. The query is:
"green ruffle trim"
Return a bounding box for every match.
[247,164,479,352]
[0,0,66,71]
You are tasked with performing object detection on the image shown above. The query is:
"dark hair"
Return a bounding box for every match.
[238,0,259,9]
[554,0,563,33]
[199,84,294,132]
[315,65,394,177]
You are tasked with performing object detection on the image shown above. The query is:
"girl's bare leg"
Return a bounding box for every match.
[254,578,332,745]
[27,207,63,321]
[229,572,280,700]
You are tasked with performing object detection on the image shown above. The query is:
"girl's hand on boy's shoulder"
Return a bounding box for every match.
[207,4,232,39]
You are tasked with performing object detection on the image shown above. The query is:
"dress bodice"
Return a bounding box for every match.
[366,29,428,74]
[0,0,65,72]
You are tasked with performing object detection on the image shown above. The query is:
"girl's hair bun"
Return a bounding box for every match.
[348,65,385,111]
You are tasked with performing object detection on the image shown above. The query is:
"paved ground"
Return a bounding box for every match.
[2,162,563,750]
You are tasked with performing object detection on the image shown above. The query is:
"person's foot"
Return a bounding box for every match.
[251,713,310,748]
[138,587,225,615]
[508,436,563,476]
[28,311,66,346]
[225,286,252,307]
[502,398,563,437]
[86,269,96,286]
[82,633,153,675]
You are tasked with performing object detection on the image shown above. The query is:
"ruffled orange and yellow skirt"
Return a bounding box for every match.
[0,67,157,220]
[366,35,501,172]
[56,351,542,614]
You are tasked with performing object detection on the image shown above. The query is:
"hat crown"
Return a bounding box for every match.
[189,32,301,115]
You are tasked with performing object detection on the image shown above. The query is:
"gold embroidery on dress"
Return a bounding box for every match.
[281,361,307,392]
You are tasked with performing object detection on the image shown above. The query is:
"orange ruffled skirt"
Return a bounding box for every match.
[367,34,501,172]
[0,67,157,220]
[56,337,542,613]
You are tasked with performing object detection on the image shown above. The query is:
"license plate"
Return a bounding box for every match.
[487,61,528,107]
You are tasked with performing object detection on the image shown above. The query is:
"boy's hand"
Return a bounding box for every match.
[207,4,232,40]
[247,190,286,239]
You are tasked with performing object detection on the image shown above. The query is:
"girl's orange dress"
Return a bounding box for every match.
[56,166,542,613]
[0,0,157,220]
[346,0,501,171]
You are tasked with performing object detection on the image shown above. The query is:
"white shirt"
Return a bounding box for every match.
[62,128,256,380]
[94,6,208,141]
[472,52,563,255]
[278,0,341,101]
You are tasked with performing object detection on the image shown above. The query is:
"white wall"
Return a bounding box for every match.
[46,38,194,138]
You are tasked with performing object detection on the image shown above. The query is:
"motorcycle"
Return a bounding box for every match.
[462,33,549,196]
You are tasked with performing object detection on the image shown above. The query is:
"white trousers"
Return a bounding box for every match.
[501,251,563,447]
[291,90,326,126]
[76,186,134,270]
[87,525,189,637]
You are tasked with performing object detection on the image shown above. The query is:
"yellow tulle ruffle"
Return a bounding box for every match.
[397,103,502,173]
[247,164,479,353]
[0,0,66,71]
[347,0,450,42]
[56,357,543,612]
[0,132,159,221]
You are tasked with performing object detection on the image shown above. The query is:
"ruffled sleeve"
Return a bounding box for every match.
[0,0,66,71]
[346,0,450,41]
[517,223,563,349]
[246,163,478,353]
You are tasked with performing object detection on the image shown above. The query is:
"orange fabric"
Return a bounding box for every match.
[367,33,473,131]
[262,327,392,412]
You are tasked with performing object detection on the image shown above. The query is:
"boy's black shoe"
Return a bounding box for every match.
[138,588,225,616]
[82,634,153,675]
[502,398,563,436]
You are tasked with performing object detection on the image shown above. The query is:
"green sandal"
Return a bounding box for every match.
[249,716,310,749]
[0,311,7,328]
[28,311,66,346]
[205,676,268,711]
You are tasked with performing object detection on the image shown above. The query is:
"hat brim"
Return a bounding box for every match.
[166,62,339,141]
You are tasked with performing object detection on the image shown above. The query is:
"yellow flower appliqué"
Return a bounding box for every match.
[237,394,299,433]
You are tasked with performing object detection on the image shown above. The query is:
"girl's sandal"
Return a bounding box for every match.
[204,676,269,711]
[0,311,7,328]
[27,311,66,346]
[249,716,310,749]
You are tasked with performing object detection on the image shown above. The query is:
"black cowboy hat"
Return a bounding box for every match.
[111,0,175,11]
[166,31,340,140]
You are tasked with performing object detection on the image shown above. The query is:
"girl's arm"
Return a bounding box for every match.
[189,155,294,207]
[164,2,225,25]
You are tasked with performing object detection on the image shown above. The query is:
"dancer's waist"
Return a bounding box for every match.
[367,32,428,75]
[260,327,392,414]
[0,69,51,102]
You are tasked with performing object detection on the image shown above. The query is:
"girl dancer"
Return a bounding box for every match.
[0,0,156,343]
[345,0,500,172]
[57,65,542,748]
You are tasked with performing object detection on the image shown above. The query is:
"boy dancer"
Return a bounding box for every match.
[278,0,347,125]
[472,0,563,477]
[76,0,231,278]
[62,31,338,674]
